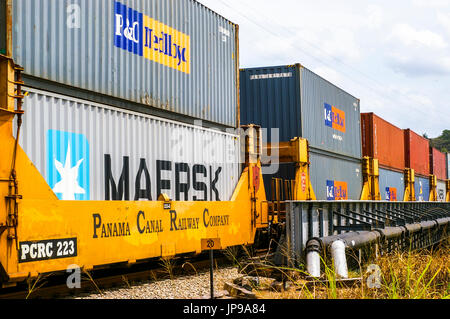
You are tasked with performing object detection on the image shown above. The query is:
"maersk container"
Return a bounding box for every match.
[262,150,362,201]
[5,0,239,128]
[437,180,446,202]
[240,64,361,160]
[414,176,430,202]
[16,88,241,202]
[379,168,405,202]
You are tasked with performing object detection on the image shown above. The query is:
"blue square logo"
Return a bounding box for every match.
[324,103,333,128]
[47,130,90,200]
[326,180,335,200]
[114,1,143,56]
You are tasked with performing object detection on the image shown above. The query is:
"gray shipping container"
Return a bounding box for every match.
[6,0,239,128]
[240,64,361,159]
[379,168,405,202]
[437,180,446,202]
[262,150,362,201]
[17,88,241,202]
[309,151,362,200]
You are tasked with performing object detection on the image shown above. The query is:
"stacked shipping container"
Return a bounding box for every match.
[17,89,240,202]
[430,147,447,181]
[361,113,405,201]
[7,0,239,129]
[240,64,362,200]
[430,147,446,202]
[404,129,430,177]
[404,129,430,201]
[3,0,242,202]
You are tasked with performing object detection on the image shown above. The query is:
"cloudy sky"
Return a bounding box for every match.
[198,0,450,138]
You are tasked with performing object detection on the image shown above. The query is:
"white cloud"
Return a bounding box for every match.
[366,5,383,29]
[413,0,450,7]
[384,23,450,76]
[388,24,447,49]
[437,13,450,35]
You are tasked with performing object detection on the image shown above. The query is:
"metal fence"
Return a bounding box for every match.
[286,201,450,264]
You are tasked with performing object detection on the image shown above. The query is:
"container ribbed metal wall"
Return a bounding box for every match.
[437,180,446,202]
[309,151,362,200]
[240,64,361,159]
[16,88,241,201]
[447,153,450,180]
[415,176,430,202]
[240,65,301,144]
[379,168,405,202]
[12,0,238,127]
[261,150,362,201]
[0,0,5,55]
[300,67,361,159]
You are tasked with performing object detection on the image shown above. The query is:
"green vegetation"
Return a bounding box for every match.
[429,130,450,153]
[237,239,449,299]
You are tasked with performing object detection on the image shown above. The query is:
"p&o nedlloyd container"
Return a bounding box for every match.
[3,0,239,128]
[16,89,241,202]
[240,64,362,200]
[240,64,361,159]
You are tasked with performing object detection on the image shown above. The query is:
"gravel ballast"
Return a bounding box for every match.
[73,266,239,299]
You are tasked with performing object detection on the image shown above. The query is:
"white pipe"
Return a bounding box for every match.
[331,240,348,279]
[306,250,321,278]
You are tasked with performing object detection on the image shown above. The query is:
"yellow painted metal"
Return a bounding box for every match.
[0,57,269,283]
[360,157,381,201]
[403,168,416,202]
[264,137,316,201]
[0,55,16,112]
[429,175,437,202]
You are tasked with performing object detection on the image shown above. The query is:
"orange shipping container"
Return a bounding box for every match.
[361,113,405,171]
[404,129,430,177]
[430,147,446,180]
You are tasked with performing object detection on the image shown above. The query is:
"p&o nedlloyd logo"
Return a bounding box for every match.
[114,1,190,74]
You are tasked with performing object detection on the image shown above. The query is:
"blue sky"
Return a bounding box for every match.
[199,0,450,138]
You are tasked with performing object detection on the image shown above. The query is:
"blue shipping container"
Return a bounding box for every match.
[240,64,361,159]
[261,150,362,201]
[379,168,405,201]
[414,176,430,202]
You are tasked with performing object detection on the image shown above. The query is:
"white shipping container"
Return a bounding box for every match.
[16,89,241,202]
[437,180,446,202]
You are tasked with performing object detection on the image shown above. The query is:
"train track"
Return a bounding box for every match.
[0,249,270,299]
[0,256,232,299]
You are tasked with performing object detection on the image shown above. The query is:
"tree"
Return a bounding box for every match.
[430,130,450,153]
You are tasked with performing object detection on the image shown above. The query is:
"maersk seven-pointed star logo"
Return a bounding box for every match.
[47,130,90,200]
